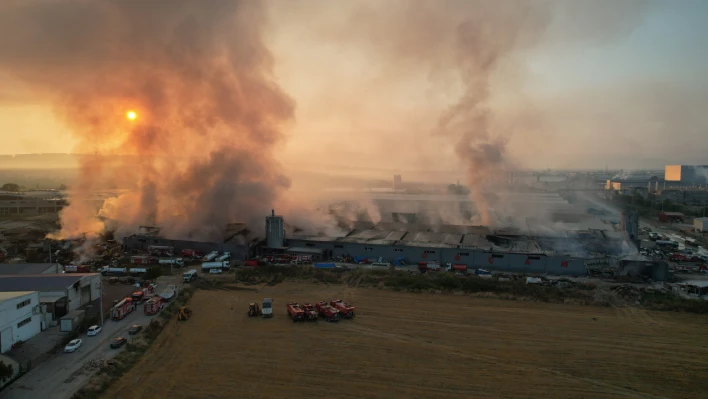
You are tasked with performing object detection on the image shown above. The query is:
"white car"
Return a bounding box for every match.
[209,268,223,275]
[64,339,82,353]
[87,325,102,336]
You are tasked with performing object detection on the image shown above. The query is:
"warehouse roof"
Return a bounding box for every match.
[0,263,59,275]
[0,273,99,292]
[0,291,37,302]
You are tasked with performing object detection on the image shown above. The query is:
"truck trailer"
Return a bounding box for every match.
[158,258,184,266]
[201,261,230,272]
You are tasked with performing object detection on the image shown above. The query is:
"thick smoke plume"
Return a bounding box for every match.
[0,1,294,241]
[270,0,654,229]
[434,3,549,226]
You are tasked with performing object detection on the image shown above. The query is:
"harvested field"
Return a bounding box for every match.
[104,282,708,399]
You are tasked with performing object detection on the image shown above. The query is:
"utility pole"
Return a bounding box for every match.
[99,279,104,326]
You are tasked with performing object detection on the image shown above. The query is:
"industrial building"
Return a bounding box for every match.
[0,197,64,216]
[0,263,61,275]
[123,222,252,261]
[0,291,43,353]
[605,176,663,192]
[286,222,635,276]
[694,217,708,232]
[658,212,684,223]
[665,165,708,185]
[0,273,101,320]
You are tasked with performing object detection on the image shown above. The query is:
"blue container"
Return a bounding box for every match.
[313,263,336,269]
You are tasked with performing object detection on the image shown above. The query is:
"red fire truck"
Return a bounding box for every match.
[111,298,135,320]
[144,296,165,315]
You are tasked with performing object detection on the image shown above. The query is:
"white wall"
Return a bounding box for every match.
[0,292,42,353]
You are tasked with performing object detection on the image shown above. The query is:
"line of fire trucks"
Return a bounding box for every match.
[109,283,177,321]
[281,300,355,322]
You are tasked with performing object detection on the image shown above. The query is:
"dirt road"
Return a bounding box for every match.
[104,282,708,399]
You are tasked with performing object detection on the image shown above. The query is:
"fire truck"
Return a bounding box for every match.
[111,297,135,320]
[130,255,156,265]
[144,296,165,315]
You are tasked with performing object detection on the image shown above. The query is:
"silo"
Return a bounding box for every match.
[265,209,285,248]
[620,210,640,249]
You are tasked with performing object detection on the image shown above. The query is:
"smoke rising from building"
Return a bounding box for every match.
[0,0,660,242]
[0,1,294,241]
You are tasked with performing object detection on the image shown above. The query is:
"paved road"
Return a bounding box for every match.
[1,307,159,399]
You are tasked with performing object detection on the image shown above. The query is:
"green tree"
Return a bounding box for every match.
[0,183,20,192]
[0,360,14,382]
[144,267,162,280]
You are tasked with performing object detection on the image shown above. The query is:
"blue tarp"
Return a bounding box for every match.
[393,257,406,266]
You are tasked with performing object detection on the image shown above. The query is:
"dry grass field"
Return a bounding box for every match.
[104,282,708,399]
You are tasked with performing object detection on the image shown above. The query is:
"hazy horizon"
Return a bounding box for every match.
[1,0,706,171]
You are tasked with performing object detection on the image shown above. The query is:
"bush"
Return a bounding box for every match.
[642,292,708,314]
[0,361,13,382]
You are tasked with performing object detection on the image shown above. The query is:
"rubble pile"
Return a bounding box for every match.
[611,284,643,304]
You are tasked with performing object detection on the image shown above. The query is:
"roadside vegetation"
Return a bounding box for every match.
[233,266,708,313]
[71,287,194,399]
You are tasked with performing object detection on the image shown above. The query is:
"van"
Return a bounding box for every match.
[182,269,198,283]
[262,298,273,318]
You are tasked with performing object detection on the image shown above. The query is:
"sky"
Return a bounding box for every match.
[0,0,706,171]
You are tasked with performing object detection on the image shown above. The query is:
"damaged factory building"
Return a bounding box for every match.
[122,223,254,261]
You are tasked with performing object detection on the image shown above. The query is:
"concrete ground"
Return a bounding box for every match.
[0,305,162,399]
[3,325,67,367]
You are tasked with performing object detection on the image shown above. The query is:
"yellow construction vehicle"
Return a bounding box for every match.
[177,306,192,321]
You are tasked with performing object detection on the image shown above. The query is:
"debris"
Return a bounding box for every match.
[611,284,643,304]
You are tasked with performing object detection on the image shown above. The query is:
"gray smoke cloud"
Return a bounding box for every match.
[0,0,294,241]
[271,0,655,229]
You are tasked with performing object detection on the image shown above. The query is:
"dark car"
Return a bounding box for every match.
[128,324,142,335]
[110,337,127,349]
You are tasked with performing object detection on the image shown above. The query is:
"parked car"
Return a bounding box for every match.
[209,268,223,275]
[110,337,128,349]
[64,339,82,353]
[87,325,102,336]
[128,324,142,335]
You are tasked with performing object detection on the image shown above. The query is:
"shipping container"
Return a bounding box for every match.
[60,310,86,332]
[313,263,336,269]
[244,259,259,267]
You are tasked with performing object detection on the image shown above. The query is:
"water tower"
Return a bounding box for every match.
[265,209,285,248]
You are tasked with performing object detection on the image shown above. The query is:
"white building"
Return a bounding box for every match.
[0,274,101,320]
[0,291,42,353]
[695,217,708,232]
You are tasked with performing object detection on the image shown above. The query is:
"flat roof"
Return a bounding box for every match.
[0,291,37,301]
[0,273,99,292]
[0,263,59,275]
[286,247,325,254]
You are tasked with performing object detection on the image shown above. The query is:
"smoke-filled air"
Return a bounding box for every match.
[0,1,294,241]
[0,0,657,241]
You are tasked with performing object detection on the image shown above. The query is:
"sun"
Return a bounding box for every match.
[126,110,137,121]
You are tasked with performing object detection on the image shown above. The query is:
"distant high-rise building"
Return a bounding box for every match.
[665,165,708,185]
